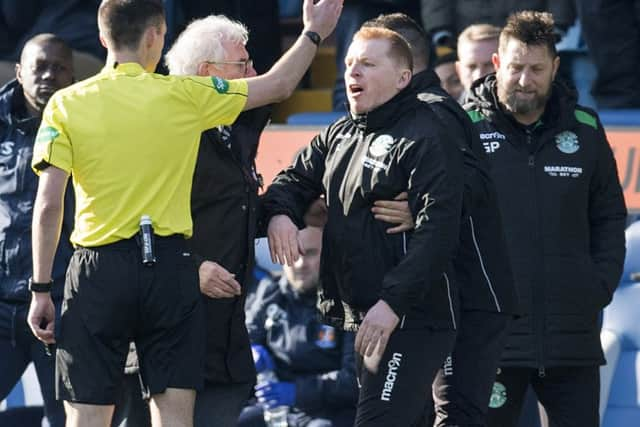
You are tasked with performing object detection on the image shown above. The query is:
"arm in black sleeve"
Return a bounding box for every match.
[261,129,329,227]
[589,117,627,306]
[294,331,358,412]
[380,122,465,316]
[428,99,490,221]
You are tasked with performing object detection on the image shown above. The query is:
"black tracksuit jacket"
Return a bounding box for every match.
[0,79,74,303]
[411,70,519,315]
[263,86,465,331]
[188,106,270,384]
[465,74,627,367]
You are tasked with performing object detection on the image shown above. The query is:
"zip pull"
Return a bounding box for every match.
[538,366,546,378]
[528,155,535,167]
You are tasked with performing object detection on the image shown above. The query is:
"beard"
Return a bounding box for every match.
[499,83,552,116]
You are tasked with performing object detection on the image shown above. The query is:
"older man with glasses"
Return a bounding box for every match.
[163,15,266,427]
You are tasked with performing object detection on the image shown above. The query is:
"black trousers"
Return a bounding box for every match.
[355,327,456,427]
[487,366,600,427]
[433,311,512,426]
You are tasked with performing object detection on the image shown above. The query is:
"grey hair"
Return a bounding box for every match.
[165,15,249,75]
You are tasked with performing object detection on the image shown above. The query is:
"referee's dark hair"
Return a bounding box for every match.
[363,13,430,73]
[98,0,165,51]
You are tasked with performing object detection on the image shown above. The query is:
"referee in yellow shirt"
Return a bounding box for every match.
[25,1,343,427]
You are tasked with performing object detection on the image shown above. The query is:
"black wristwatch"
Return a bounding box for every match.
[303,30,322,47]
[28,277,53,293]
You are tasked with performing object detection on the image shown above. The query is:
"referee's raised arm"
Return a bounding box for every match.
[242,0,343,111]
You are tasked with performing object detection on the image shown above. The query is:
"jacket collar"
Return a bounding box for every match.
[410,69,443,93]
[0,79,37,129]
[347,84,414,132]
[102,62,147,76]
[467,73,578,131]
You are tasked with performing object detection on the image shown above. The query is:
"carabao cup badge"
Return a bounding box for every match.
[315,324,336,349]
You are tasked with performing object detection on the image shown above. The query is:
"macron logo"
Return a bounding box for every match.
[381,353,402,402]
[443,355,453,376]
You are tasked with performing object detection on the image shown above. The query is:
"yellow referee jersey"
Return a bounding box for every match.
[32,62,248,247]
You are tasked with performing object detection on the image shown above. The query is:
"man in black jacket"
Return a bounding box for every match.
[366,13,519,427]
[164,13,413,427]
[465,11,626,427]
[164,15,268,427]
[0,33,74,427]
[240,226,357,427]
[264,26,464,426]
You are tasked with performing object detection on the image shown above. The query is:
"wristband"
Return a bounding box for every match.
[303,31,322,47]
[28,277,53,293]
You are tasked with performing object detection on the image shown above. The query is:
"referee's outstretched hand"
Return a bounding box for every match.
[303,0,344,41]
[355,299,399,358]
[28,292,56,344]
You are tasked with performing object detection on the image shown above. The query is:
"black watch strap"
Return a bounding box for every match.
[303,30,322,47]
[29,278,53,293]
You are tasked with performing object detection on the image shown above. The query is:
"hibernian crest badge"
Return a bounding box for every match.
[555,131,579,154]
[369,134,394,157]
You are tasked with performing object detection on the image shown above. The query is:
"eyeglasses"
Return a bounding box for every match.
[205,59,253,74]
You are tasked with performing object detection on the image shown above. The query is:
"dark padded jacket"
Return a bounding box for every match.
[465,74,627,367]
[246,275,358,413]
[187,106,270,384]
[0,80,74,303]
[262,86,465,331]
[412,70,518,315]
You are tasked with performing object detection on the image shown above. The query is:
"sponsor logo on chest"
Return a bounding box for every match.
[480,131,506,154]
[544,165,583,178]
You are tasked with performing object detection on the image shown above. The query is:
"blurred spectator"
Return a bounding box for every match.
[331,0,420,111]
[240,226,357,427]
[0,33,75,427]
[433,49,464,100]
[173,0,281,74]
[555,19,597,110]
[0,0,104,84]
[576,0,640,108]
[421,0,575,54]
[456,23,499,101]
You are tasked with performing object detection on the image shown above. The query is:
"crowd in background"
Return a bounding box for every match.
[1,1,640,110]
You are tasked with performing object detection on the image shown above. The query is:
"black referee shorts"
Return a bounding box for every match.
[56,235,205,404]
